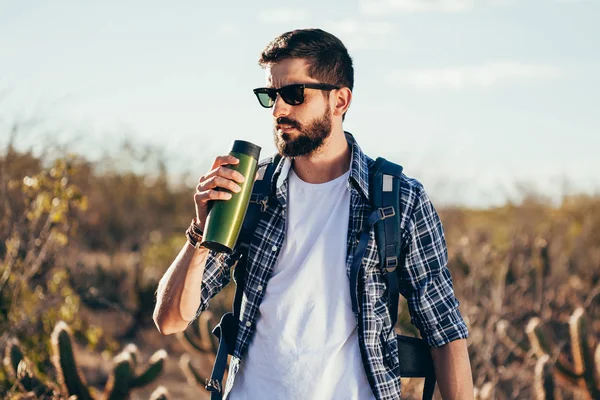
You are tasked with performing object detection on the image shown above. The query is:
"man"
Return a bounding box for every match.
[153,29,474,399]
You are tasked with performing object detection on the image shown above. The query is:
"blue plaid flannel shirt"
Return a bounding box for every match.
[195,132,468,399]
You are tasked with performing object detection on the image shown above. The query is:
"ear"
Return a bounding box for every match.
[332,87,352,117]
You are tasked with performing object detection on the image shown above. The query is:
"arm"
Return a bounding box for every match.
[397,183,473,397]
[431,338,474,400]
[153,242,210,335]
[153,154,245,335]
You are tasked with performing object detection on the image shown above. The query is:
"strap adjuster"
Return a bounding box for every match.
[249,195,270,212]
[378,206,395,220]
[205,378,222,393]
[385,257,398,272]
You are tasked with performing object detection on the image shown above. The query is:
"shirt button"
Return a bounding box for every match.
[246,321,251,327]
[257,285,263,291]
[272,245,277,252]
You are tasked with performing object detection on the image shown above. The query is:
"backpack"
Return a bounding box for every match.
[204,154,436,400]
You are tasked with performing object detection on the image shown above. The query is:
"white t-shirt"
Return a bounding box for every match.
[227,167,375,400]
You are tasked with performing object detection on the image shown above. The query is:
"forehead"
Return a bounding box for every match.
[264,58,317,88]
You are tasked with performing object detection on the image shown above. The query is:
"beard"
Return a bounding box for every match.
[273,105,332,158]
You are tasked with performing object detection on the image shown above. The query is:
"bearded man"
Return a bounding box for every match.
[153,28,474,400]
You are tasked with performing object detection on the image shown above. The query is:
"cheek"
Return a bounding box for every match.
[301,97,328,118]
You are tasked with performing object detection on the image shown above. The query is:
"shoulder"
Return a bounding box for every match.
[399,173,426,206]
[369,156,436,231]
[367,155,427,210]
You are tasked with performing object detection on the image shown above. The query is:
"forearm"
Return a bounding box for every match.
[431,338,474,400]
[153,242,209,335]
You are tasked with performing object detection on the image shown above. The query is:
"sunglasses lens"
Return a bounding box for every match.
[256,91,275,108]
[280,85,304,105]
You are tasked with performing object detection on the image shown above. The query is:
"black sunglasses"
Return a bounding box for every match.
[253,83,340,108]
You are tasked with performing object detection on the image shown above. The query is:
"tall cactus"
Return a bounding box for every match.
[51,321,95,400]
[534,355,556,400]
[50,320,166,400]
[569,308,600,398]
[498,307,600,399]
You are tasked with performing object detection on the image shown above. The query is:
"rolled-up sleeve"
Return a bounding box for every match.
[398,188,468,347]
[192,249,239,321]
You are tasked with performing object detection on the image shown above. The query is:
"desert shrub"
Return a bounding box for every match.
[440,196,600,399]
[0,147,93,391]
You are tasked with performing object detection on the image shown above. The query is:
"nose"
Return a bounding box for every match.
[272,94,291,119]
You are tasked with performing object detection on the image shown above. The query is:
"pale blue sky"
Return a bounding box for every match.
[1,0,598,206]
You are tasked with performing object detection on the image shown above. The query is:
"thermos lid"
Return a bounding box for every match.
[231,140,261,160]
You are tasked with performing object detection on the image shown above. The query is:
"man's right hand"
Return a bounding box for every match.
[194,155,246,230]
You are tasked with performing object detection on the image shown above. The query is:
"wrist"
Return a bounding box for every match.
[186,218,205,249]
[193,217,206,232]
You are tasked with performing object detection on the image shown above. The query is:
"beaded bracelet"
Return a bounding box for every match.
[186,218,204,248]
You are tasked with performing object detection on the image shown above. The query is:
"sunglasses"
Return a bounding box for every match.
[253,83,340,108]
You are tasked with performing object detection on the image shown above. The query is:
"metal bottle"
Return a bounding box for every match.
[201,140,261,253]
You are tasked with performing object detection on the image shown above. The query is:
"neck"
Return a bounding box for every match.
[291,127,351,184]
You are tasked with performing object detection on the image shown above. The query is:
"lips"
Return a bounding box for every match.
[276,125,296,132]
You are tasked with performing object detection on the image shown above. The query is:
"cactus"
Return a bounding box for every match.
[104,351,134,400]
[178,310,219,355]
[51,321,95,400]
[534,355,556,400]
[50,320,166,400]
[118,344,167,389]
[177,311,226,390]
[525,318,580,386]
[179,353,206,387]
[2,338,54,397]
[496,319,529,359]
[568,308,600,398]
[149,386,170,400]
[473,382,493,400]
[499,307,600,399]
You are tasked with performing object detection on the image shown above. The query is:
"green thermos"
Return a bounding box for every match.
[201,140,261,254]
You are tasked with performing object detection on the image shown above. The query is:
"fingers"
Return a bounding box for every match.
[200,164,246,185]
[197,175,242,194]
[195,155,248,209]
[210,154,239,170]
[194,190,232,204]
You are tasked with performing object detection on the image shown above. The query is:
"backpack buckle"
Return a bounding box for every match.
[250,195,270,212]
[205,378,221,393]
[259,196,269,212]
[385,257,398,272]
[378,206,395,220]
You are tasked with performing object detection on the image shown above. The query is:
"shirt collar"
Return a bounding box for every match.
[272,131,371,201]
[345,131,370,201]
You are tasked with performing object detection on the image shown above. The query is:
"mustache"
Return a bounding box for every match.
[276,117,300,130]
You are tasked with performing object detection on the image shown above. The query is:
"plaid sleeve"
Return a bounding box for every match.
[193,249,238,320]
[398,187,468,347]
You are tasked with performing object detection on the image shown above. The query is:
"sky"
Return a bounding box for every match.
[1,0,599,207]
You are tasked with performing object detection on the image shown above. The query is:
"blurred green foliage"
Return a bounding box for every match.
[0,148,91,390]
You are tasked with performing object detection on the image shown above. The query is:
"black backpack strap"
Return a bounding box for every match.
[205,153,281,399]
[369,157,404,330]
[369,157,436,400]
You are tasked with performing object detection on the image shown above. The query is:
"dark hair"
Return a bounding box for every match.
[258,29,354,92]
